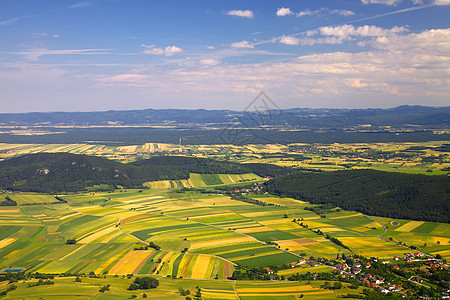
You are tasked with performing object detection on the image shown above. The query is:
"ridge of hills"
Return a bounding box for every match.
[0,153,448,223]
[0,153,283,193]
[1,105,449,127]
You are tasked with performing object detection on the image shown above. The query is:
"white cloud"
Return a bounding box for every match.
[330,9,355,16]
[279,36,300,45]
[230,40,254,48]
[434,0,450,4]
[199,58,221,66]
[4,29,449,110]
[142,44,183,56]
[279,25,410,47]
[361,0,401,5]
[226,10,253,18]
[296,8,355,17]
[276,7,294,16]
[164,46,183,56]
[319,24,408,38]
[207,46,216,50]
[296,9,314,17]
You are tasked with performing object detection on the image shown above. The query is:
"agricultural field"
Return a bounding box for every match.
[1,141,449,175]
[144,173,263,189]
[5,193,61,205]
[0,275,367,299]
[0,163,449,298]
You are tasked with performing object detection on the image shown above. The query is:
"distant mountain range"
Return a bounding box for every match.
[1,105,449,128]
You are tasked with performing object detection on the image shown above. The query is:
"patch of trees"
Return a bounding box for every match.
[0,196,17,206]
[304,204,338,216]
[266,169,450,223]
[0,284,17,296]
[27,279,54,288]
[148,241,160,250]
[66,239,76,244]
[128,277,159,290]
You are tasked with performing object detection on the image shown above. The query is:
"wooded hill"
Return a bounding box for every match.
[1,153,448,223]
[266,169,450,223]
[0,153,284,193]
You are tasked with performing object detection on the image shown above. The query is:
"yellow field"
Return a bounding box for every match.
[395,221,425,232]
[0,238,16,249]
[301,221,333,228]
[433,236,450,244]
[94,248,130,274]
[78,225,119,243]
[189,236,256,251]
[276,239,316,251]
[109,250,153,275]
[237,285,319,293]
[201,289,238,300]
[101,230,123,243]
[235,226,274,234]
[190,254,211,279]
[320,227,346,232]
[59,245,87,260]
[58,212,82,220]
[329,213,363,219]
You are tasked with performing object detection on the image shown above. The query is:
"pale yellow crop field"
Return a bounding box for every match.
[0,238,16,249]
[395,221,425,232]
[190,254,211,279]
[109,250,153,275]
[189,236,256,251]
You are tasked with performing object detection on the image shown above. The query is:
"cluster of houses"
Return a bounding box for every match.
[233,184,266,195]
[403,252,426,262]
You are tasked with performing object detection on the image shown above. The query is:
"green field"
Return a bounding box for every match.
[143,173,263,189]
[0,163,449,298]
[6,193,60,205]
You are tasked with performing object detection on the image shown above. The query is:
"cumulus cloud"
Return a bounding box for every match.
[278,25,410,46]
[199,58,221,66]
[164,45,183,56]
[99,29,449,103]
[226,10,253,18]
[230,40,254,48]
[279,36,300,45]
[319,24,408,38]
[142,44,183,56]
[276,7,294,16]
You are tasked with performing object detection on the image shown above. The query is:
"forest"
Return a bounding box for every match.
[266,169,450,223]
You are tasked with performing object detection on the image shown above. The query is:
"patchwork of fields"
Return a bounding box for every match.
[143,173,262,189]
[0,177,449,299]
[1,141,449,175]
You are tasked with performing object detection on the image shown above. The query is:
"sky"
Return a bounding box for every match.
[0,0,449,113]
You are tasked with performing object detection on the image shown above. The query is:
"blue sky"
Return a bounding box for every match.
[0,0,449,112]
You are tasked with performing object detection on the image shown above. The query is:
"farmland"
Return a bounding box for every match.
[0,141,449,175]
[0,140,449,298]
[0,182,449,298]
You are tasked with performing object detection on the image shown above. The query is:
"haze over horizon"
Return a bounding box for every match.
[1,0,449,113]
